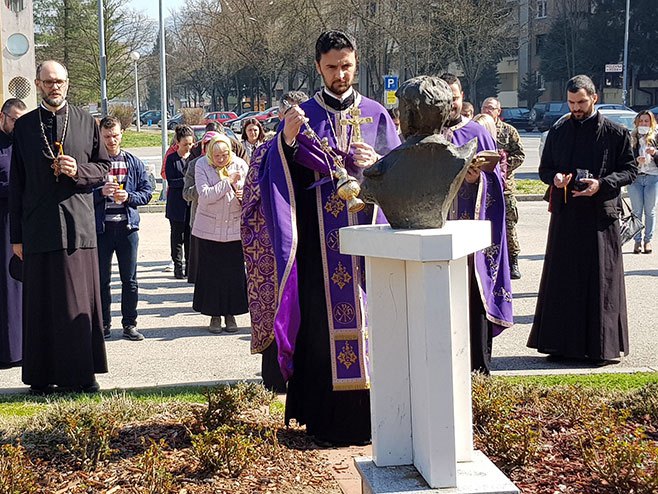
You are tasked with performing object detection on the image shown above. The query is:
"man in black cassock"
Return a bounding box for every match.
[0,98,27,368]
[527,75,636,364]
[9,60,110,393]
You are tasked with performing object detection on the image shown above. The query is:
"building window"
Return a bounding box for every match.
[5,0,25,13]
[536,34,546,56]
[535,72,545,91]
[536,0,547,18]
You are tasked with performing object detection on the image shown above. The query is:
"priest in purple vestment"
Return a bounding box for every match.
[0,98,26,368]
[241,31,400,445]
[439,73,514,374]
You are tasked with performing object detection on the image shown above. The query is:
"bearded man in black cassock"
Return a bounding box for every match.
[9,60,110,394]
[527,75,636,364]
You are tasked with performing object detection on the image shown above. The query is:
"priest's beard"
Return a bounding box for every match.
[39,89,66,109]
[321,74,352,96]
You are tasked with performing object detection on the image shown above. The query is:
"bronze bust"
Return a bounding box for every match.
[360,76,477,229]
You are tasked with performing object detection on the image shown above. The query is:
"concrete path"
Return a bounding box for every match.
[1,199,655,394]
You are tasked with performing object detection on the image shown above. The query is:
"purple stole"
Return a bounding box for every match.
[449,119,514,334]
[241,92,400,391]
[241,144,277,355]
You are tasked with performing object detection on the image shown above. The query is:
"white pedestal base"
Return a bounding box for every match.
[340,222,517,491]
[355,452,519,494]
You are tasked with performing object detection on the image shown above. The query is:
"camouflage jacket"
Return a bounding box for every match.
[495,120,525,175]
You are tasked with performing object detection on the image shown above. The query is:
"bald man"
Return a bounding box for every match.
[9,60,110,394]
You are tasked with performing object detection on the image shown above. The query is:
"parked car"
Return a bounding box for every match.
[203,111,238,125]
[190,125,238,143]
[500,107,533,131]
[538,109,637,158]
[261,115,281,132]
[595,103,632,111]
[140,110,168,126]
[158,113,184,129]
[646,106,658,120]
[531,102,570,132]
[225,111,260,133]
[254,106,280,121]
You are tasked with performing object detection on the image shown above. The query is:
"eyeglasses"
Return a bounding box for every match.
[38,79,68,88]
[2,112,17,123]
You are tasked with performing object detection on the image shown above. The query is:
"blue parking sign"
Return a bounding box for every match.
[384,75,398,91]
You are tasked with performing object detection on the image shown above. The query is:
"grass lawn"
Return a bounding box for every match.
[122,129,172,148]
[516,178,547,195]
[0,373,654,419]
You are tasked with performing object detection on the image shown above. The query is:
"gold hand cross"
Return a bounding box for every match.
[340,106,373,143]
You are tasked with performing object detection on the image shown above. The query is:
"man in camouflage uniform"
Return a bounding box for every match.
[481,97,525,279]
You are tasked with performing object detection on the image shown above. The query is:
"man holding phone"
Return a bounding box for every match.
[528,75,636,364]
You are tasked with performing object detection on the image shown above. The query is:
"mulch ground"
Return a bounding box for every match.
[11,385,658,494]
[22,408,342,494]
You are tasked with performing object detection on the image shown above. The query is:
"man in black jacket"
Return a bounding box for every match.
[9,60,110,393]
[94,116,153,341]
[527,74,637,364]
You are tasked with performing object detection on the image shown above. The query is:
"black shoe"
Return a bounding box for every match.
[81,380,100,393]
[510,261,521,280]
[103,324,111,339]
[29,384,55,396]
[174,268,185,279]
[123,326,145,341]
[588,358,619,367]
[224,315,238,333]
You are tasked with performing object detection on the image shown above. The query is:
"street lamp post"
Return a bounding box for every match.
[98,0,108,116]
[622,0,631,106]
[159,0,168,158]
[130,51,141,132]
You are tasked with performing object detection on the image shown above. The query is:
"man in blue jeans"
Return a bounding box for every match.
[94,116,153,341]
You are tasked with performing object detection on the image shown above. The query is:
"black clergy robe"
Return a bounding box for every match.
[0,130,21,366]
[9,103,110,388]
[528,112,636,361]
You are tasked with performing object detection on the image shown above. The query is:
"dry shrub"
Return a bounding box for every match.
[472,374,541,472]
[471,373,518,428]
[180,107,204,125]
[478,415,541,472]
[612,382,658,425]
[136,438,175,494]
[23,394,167,469]
[542,385,608,428]
[194,382,274,432]
[191,424,260,477]
[109,104,135,130]
[583,421,658,494]
[0,443,39,493]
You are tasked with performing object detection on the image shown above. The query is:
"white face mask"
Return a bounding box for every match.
[638,126,650,135]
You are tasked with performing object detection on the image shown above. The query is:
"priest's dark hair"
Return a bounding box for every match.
[99,116,121,130]
[1,98,26,114]
[439,72,462,91]
[315,31,357,62]
[174,124,194,142]
[566,75,596,96]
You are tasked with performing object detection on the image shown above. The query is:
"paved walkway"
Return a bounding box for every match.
[1,199,655,394]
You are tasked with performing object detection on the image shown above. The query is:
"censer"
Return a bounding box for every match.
[283,101,366,213]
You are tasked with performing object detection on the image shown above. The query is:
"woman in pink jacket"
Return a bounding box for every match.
[192,135,249,333]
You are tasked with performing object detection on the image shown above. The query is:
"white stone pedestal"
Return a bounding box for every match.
[340,221,518,494]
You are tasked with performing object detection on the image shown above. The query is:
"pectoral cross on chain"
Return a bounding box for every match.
[340,106,373,143]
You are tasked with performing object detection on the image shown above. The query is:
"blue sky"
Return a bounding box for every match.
[130,0,185,20]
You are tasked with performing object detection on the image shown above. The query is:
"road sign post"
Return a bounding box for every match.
[383,75,399,108]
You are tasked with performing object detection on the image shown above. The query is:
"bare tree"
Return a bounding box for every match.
[432,0,517,105]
